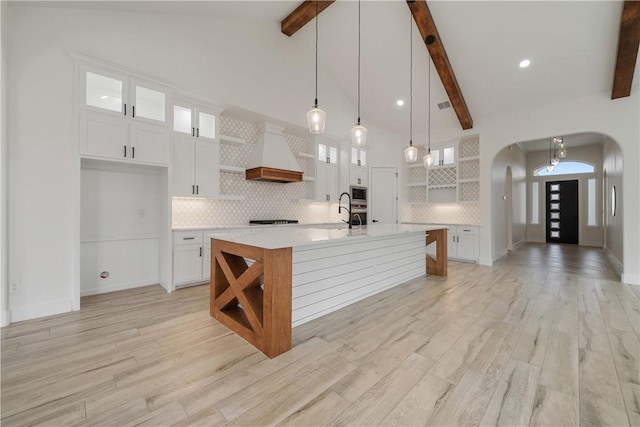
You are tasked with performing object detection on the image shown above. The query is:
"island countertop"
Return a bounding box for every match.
[208,223,448,249]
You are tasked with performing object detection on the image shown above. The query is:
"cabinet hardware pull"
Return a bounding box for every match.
[192,127,195,137]
[124,104,126,116]
[199,247,203,257]
[132,147,135,158]
[183,237,195,240]
[326,157,330,164]
[132,105,135,118]
[358,178,361,185]
[196,185,199,194]
[196,128,199,138]
[192,185,195,194]
[463,229,470,232]
[123,145,127,157]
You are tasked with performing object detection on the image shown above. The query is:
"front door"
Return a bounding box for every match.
[546,180,578,244]
[370,167,398,224]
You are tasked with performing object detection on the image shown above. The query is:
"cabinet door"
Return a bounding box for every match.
[350,166,368,187]
[131,80,169,125]
[316,162,329,202]
[172,135,196,197]
[448,234,458,258]
[197,109,217,141]
[82,69,126,116]
[202,244,211,283]
[456,235,477,261]
[173,245,203,285]
[79,111,129,160]
[129,121,171,165]
[326,164,339,202]
[194,140,220,198]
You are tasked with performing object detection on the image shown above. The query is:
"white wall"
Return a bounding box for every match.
[1,1,9,326]
[526,143,604,247]
[5,4,405,322]
[491,144,527,260]
[603,136,623,266]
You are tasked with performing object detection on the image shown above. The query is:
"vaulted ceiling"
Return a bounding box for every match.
[30,1,638,141]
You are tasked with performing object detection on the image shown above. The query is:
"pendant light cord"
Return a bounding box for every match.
[427,45,431,153]
[357,0,361,125]
[314,0,319,108]
[409,12,413,145]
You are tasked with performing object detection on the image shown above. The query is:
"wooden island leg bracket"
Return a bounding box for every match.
[210,239,292,358]
[426,229,448,277]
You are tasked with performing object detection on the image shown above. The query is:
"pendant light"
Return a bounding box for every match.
[351,0,367,146]
[546,138,556,172]
[423,35,435,167]
[404,13,418,163]
[306,0,326,134]
[557,136,567,158]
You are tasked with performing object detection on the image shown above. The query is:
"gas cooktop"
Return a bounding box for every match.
[249,220,299,225]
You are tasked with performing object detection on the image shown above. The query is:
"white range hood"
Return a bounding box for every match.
[245,122,303,183]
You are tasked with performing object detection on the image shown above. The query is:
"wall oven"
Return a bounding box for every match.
[350,186,367,203]
[350,186,367,225]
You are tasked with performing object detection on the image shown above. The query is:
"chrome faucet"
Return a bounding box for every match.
[354,213,363,226]
[338,192,352,229]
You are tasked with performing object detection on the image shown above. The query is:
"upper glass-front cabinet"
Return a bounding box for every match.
[351,147,367,166]
[318,143,337,165]
[173,103,218,141]
[81,66,171,126]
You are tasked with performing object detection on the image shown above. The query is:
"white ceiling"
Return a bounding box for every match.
[32,0,631,140]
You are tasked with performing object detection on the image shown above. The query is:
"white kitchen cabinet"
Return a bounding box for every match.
[172,134,220,198]
[173,103,219,142]
[315,141,339,202]
[79,111,171,165]
[316,161,339,202]
[172,231,211,288]
[80,66,171,126]
[78,66,172,165]
[427,225,479,263]
[350,165,368,187]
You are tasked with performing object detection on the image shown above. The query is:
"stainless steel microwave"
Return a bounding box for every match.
[350,186,367,203]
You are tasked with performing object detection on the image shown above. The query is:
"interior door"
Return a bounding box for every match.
[370,167,398,224]
[546,180,578,244]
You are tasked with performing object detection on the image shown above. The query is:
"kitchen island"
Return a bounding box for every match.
[209,224,448,357]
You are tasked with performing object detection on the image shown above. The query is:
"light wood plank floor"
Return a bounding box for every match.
[2,243,638,426]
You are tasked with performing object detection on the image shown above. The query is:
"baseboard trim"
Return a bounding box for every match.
[492,249,508,264]
[512,240,526,250]
[1,310,9,327]
[479,255,493,266]
[622,274,640,286]
[81,280,160,297]
[10,298,74,323]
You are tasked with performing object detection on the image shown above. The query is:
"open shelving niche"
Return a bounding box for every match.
[217,133,247,200]
[406,135,480,204]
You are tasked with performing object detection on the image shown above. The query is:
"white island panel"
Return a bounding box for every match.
[291,232,426,326]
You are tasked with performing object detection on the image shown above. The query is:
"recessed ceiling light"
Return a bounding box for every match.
[396,99,405,107]
[100,95,108,99]
[519,59,531,68]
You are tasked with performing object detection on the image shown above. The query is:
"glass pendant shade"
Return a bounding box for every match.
[307,107,326,134]
[551,156,560,166]
[559,148,567,158]
[404,144,418,163]
[546,164,555,172]
[423,151,433,167]
[351,124,367,147]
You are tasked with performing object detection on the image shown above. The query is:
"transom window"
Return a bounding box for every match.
[534,161,595,176]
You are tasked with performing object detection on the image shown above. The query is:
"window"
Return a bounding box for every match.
[531,182,539,224]
[534,161,595,176]
[587,178,596,226]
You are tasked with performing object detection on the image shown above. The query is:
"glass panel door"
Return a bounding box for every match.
[86,71,123,113]
[173,105,193,134]
[198,111,216,139]
[134,85,166,122]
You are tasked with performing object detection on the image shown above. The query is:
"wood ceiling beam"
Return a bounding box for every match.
[407,0,473,130]
[281,1,336,37]
[612,0,640,99]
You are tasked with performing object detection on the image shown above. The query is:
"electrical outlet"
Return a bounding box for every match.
[10,283,21,293]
